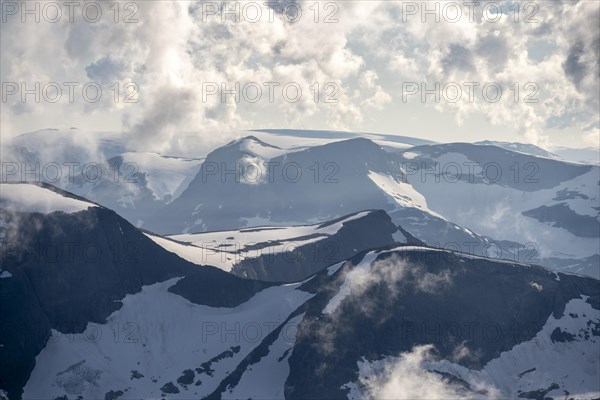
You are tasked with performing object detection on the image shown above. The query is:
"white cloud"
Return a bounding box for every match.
[328,254,454,317]
[1,0,597,149]
[346,345,501,400]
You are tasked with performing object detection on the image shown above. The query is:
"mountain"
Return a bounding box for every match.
[474,140,560,159]
[15,242,600,399]
[276,248,599,399]
[144,136,474,239]
[1,129,203,227]
[145,135,598,278]
[146,210,408,282]
[1,182,598,399]
[80,152,202,227]
[251,129,436,152]
[3,129,598,399]
[0,182,271,400]
[454,140,599,166]
[396,142,599,277]
[3,129,598,279]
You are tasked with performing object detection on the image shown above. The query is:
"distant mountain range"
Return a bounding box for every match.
[2,129,598,278]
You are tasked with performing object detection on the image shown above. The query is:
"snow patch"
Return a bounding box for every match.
[224,313,305,398]
[24,278,315,399]
[367,171,444,219]
[402,151,420,160]
[163,212,374,271]
[392,229,407,243]
[0,184,96,214]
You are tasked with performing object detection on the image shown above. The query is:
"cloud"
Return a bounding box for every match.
[1,0,598,149]
[583,126,600,148]
[327,254,454,320]
[347,345,501,400]
[314,254,454,355]
[85,56,128,84]
[356,254,453,297]
[360,1,599,147]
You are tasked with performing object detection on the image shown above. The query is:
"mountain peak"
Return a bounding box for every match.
[233,135,282,149]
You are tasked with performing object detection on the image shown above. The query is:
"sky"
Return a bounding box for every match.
[1,0,599,153]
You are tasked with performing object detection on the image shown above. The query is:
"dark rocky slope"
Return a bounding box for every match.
[0,183,269,399]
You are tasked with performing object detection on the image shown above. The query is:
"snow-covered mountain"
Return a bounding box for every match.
[250,128,437,152]
[474,140,560,159]
[1,185,596,399]
[2,129,598,279]
[144,136,476,238]
[146,209,409,282]
[396,142,599,277]
[80,152,203,227]
[473,140,599,166]
[1,129,203,227]
[141,134,598,278]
